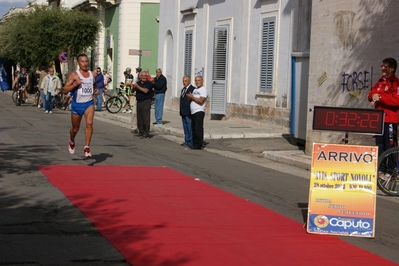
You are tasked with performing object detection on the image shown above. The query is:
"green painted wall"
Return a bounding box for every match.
[104,5,119,90]
[140,3,160,75]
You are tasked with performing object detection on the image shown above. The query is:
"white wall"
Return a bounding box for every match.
[158,0,301,126]
[306,0,399,153]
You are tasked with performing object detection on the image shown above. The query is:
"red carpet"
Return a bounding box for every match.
[39,165,395,266]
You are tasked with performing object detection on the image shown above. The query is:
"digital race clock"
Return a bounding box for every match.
[312,106,384,134]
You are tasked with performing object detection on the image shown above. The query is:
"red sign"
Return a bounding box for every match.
[59,51,68,63]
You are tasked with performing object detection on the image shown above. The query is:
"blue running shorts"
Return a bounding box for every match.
[71,100,94,116]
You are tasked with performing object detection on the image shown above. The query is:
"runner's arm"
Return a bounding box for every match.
[62,72,79,94]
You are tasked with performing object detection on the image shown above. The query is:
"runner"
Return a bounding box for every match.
[62,54,98,158]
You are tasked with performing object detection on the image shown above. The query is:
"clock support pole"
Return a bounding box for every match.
[343,131,349,144]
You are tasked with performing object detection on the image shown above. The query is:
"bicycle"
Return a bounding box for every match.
[377,147,399,196]
[105,84,133,113]
[53,91,72,110]
[12,84,24,106]
[92,90,111,110]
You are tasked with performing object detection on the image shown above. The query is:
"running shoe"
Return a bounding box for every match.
[84,147,92,158]
[68,140,75,154]
[126,109,132,114]
[122,109,127,113]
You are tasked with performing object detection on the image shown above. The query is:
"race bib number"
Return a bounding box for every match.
[81,87,93,95]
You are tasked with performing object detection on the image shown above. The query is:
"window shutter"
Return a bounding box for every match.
[259,17,276,93]
[212,28,228,80]
[211,27,228,115]
[184,30,193,78]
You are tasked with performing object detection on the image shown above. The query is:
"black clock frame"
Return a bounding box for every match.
[312,106,384,135]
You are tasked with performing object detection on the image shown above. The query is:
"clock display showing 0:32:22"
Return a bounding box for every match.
[326,111,380,128]
[312,106,384,134]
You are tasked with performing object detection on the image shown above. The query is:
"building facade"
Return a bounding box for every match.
[66,0,159,89]
[157,0,311,139]
[306,0,399,154]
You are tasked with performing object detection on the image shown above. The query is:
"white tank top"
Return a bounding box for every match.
[73,70,94,103]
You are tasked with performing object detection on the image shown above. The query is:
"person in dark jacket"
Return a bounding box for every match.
[153,68,167,125]
[180,75,195,147]
[95,67,105,111]
[133,71,154,138]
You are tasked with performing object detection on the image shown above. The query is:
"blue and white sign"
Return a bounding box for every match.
[59,51,68,63]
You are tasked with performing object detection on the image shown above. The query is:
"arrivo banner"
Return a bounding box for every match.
[307,143,377,238]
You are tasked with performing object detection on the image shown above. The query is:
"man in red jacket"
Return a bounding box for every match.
[368,57,399,160]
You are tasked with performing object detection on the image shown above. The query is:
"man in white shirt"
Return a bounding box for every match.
[187,76,207,149]
[40,68,62,114]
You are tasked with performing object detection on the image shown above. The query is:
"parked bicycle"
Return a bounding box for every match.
[105,84,133,113]
[93,90,111,110]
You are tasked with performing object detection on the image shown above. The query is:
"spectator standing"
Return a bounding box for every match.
[38,66,47,108]
[32,68,41,106]
[144,68,152,81]
[187,76,208,149]
[180,75,195,147]
[103,69,112,90]
[95,67,105,111]
[153,68,167,125]
[132,71,153,138]
[40,68,62,114]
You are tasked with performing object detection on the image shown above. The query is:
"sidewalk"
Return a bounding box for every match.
[94,108,312,170]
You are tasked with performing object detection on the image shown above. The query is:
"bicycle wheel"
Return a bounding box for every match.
[377,147,399,196]
[55,95,64,109]
[17,90,23,106]
[35,91,40,107]
[12,91,17,104]
[106,96,123,113]
[120,94,128,109]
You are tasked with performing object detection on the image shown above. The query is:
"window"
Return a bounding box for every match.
[259,17,276,93]
[212,27,228,80]
[184,30,193,77]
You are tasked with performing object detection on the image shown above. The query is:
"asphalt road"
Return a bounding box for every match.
[1,91,399,265]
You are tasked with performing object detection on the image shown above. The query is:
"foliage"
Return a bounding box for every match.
[0,5,100,69]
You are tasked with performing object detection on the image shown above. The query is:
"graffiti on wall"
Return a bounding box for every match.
[341,67,373,93]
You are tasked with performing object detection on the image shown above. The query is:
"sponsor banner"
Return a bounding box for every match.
[307,143,377,238]
[308,214,373,237]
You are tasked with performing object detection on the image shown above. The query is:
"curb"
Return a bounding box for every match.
[95,112,289,140]
[261,150,311,171]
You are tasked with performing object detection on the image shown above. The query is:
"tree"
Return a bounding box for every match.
[0,5,100,71]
